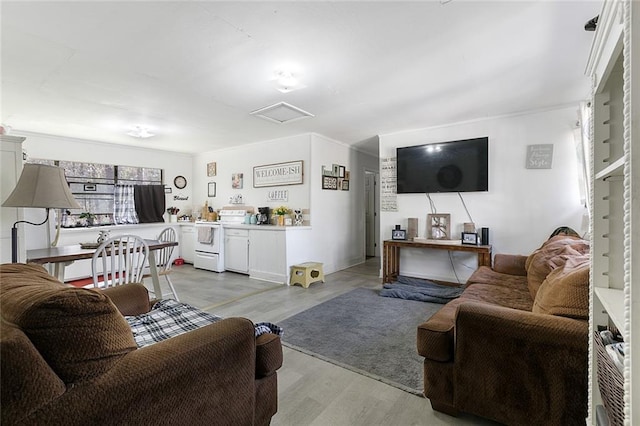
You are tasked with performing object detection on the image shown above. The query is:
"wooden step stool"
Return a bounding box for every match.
[289,262,325,288]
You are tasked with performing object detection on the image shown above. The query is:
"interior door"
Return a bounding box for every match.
[365,171,377,257]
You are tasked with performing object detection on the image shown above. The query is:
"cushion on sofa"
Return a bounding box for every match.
[532,254,589,319]
[525,235,589,299]
[466,265,529,290]
[0,263,137,384]
[461,283,533,311]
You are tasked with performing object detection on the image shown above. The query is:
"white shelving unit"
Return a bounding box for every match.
[586,1,638,424]
[0,135,26,263]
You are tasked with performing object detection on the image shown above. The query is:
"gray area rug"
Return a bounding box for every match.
[279,287,442,394]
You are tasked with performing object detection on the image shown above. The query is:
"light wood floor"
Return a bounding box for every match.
[167,259,496,426]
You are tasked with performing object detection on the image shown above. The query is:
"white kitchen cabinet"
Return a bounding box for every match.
[180,223,195,263]
[225,228,249,274]
[249,229,286,282]
[0,135,25,263]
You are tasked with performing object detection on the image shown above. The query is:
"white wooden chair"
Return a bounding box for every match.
[92,234,149,289]
[145,227,179,300]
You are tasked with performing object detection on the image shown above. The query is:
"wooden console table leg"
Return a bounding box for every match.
[478,251,492,268]
[392,246,400,282]
[383,242,401,284]
[383,243,390,283]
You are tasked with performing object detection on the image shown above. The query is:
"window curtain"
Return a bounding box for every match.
[114,184,139,224]
[575,101,592,218]
[134,184,166,223]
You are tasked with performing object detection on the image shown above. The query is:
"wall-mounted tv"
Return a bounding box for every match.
[396,137,488,194]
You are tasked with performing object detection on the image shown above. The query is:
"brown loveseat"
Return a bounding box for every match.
[417,235,590,425]
[0,263,282,426]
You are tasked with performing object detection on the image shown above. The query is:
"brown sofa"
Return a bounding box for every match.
[417,235,590,425]
[0,263,282,426]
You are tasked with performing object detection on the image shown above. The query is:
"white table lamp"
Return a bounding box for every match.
[2,164,81,263]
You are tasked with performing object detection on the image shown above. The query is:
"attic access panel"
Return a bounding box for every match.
[250,101,314,124]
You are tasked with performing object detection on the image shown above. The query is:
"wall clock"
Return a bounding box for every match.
[173,175,187,189]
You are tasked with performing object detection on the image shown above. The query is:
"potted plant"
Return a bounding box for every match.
[79,212,96,227]
[273,206,290,226]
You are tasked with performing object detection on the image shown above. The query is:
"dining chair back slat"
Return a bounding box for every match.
[92,235,149,288]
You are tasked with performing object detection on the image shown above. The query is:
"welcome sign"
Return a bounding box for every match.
[253,160,304,187]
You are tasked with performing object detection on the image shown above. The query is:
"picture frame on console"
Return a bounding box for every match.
[461,232,478,245]
[427,213,450,240]
[392,229,407,240]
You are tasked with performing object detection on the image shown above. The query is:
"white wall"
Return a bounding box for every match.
[379,106,586,283]
[309,134,379,272]
[193,134,312,216]
[193,132,378,274]
[18,131,193,250]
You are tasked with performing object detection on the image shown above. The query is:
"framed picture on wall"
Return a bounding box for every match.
[208,182,216,197]
[232,173,243,189]
[207,162,217,177]
[322,175,338,190]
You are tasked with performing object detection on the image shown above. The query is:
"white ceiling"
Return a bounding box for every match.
[1,1,601,156]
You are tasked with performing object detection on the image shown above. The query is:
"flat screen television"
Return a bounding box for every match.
[396,137,488,193]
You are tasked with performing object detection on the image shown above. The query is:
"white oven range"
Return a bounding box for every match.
[194,221,224,272]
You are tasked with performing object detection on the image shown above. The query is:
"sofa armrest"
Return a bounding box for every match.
[101,283,152,316]
[25,317,260,425]
[453,301,588,424]
[492,254,528,276]
[255,333,283,378]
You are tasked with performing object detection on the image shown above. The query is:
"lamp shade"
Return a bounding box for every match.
[2,164,81,209]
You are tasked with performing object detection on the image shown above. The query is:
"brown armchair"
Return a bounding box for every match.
[1,263,282,425]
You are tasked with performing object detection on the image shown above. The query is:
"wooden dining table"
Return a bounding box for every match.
[27,239,178,299]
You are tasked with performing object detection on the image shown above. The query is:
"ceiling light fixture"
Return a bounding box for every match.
[127,126,155,139]
[273,69,306,93]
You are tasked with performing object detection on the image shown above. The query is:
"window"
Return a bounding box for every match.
[28,158,163,227]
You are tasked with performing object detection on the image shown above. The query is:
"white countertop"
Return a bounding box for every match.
[218,223,311,231]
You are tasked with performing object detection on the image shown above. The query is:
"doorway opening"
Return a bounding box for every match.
[364,170,379,258]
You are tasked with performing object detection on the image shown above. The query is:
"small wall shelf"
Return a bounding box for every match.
[595,156,625,181]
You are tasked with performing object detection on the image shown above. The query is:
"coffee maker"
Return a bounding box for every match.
[257,207,270,225]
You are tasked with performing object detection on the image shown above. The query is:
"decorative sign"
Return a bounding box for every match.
[526,144,554,169]
[381,157,397,211]
[253,160,303,187]
[207,162,217,177]
[267,189,289,202]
